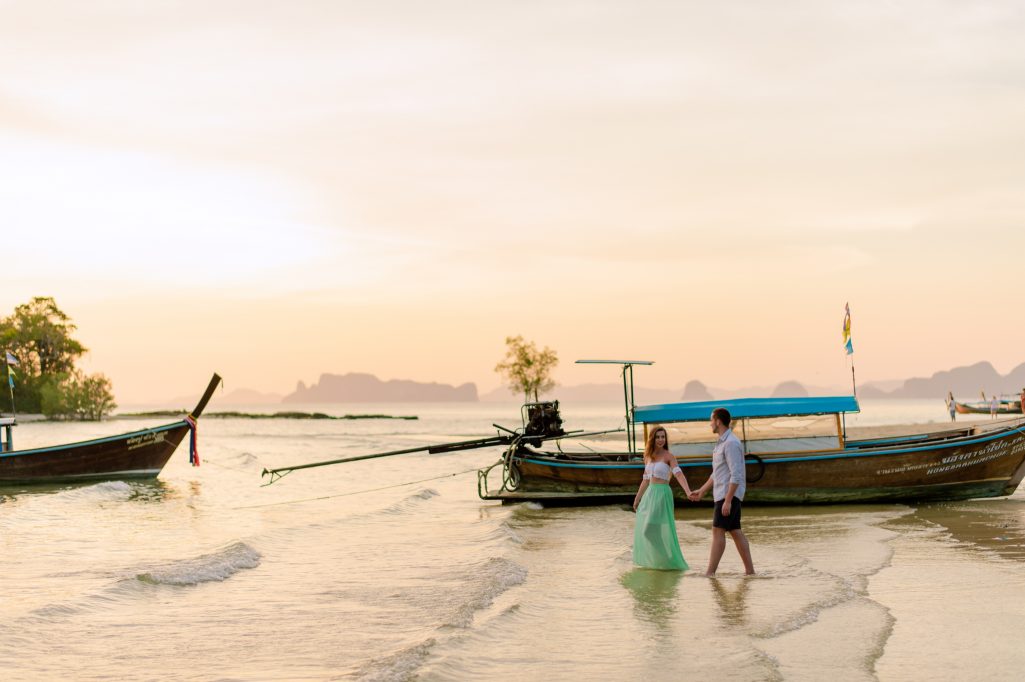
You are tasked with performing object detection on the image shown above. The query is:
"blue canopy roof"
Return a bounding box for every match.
[633,396,860,424]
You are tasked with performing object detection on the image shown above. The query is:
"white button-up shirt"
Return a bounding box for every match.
[712,427,746,501]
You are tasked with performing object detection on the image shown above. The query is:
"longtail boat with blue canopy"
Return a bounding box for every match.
[0,374,221,485]
[475,362,1025,504]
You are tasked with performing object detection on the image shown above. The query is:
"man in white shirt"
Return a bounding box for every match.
[690,407,755,575]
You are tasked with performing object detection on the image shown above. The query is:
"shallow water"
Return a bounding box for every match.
[1,400,1024,680]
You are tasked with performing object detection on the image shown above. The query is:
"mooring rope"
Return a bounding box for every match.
[231,466,482,510]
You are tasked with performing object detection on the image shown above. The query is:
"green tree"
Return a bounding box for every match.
[1,297,114,419]
[1,297,85,376]
[494,335,558,402]
[40,370,118,421]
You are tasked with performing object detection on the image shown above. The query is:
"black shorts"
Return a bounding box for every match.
[713,498,742,531]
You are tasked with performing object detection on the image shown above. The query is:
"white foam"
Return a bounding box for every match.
[135,541,261,586]
[59,480,135,502]
[378,488,440,515]
[87,480,133,494]
[356,638,437,682]
[447,557,528,628]
[758,598,894,681]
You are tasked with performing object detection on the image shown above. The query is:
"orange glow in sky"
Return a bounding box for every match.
[2,2,1024,402]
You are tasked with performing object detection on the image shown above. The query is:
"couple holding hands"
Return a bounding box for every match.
[632,407,755,575]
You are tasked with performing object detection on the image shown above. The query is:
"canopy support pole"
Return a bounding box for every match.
[575,359,654,456]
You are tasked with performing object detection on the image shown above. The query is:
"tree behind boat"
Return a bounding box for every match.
[1,296,116,419]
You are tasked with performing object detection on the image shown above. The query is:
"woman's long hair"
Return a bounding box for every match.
[644,426,669,463]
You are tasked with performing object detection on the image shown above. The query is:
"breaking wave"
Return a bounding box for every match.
[354,556,527,680]
[230,452,260,467]
[377,488,440,516]
[135,541,261,586]
[57,480,135,503]
[355,638,438,682]
[83,480,133,495]
[446,556,528,628]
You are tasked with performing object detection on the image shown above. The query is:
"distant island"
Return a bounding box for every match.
[482,361,1025,402]
[479,379,822,402]
[859,361,1025,399]
[283,372,478,403]
[118,410,417,420]
[172,360,1025,407]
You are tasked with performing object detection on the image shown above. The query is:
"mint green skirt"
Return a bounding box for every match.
[633,484,688,571]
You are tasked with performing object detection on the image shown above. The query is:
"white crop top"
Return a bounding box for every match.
[643,460,681,481]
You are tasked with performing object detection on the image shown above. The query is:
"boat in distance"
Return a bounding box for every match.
[478,395,1025,505]
[953,398,1023,415]
[0,374,221,485]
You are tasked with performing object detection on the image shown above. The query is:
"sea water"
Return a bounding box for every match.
[1,400,1023,681]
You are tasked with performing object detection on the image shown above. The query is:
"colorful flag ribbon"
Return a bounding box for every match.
[184,414,200,467]
[4,351,18,366]
[842,303,854,355]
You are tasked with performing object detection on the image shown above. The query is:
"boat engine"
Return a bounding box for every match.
[522,401,565,441]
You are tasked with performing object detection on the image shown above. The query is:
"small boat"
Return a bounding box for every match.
[0,374,221,485]
[954,398,1022,415]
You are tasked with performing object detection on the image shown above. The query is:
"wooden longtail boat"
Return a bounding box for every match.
[0,374,221,485]
[479,397,1025,504]
[476,362,1025,505]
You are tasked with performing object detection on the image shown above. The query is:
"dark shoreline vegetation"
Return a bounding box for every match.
[115,410,418,421]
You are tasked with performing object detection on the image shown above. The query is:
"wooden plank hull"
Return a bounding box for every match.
[0,422,190,485]
[487,420,1025,504]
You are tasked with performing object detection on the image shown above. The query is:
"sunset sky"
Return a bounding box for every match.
[2,2,1024,403]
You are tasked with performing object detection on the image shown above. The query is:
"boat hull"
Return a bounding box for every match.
[486,420,1025,504]
[0,422,190,485]
[954,401,1022,414]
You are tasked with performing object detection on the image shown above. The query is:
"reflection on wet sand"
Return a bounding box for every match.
[739,503,907,544]
[709,577,751,627]
[621,568,684,630]
[898,498,1025,561]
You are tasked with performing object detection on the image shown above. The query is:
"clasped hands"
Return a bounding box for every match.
[633,489,706,510]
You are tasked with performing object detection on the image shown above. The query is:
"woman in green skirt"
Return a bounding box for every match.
[632,425,693,570]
